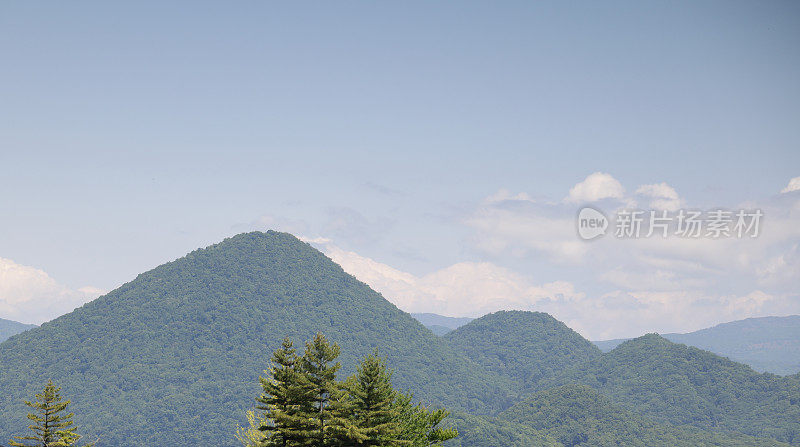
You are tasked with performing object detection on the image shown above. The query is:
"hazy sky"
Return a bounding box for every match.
[1,2,799,338]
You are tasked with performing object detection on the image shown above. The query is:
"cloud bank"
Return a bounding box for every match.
[309,173,800,339]
[0,258,105,324]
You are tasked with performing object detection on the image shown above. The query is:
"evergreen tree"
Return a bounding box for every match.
[332,351,403,446]
[8,380,95,447]
[297,333,341,447]
[240,334,457,447]
[257,338,312,447]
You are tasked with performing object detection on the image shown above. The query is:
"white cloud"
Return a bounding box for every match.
[0,258,105,324]
[635,182,683,211]
[466,203,588,263]
[308,235,800,340]
[314,241,584,318]
[269,178,800,339]
[457,178,800,338]
[781,176,800,193]
[566,172,626,203]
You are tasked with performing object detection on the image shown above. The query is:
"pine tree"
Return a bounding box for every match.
[256,338,312,447]
[333,351,403,446]
[297,333,341,447]
[241,334,457,447]
[8,380,95,447]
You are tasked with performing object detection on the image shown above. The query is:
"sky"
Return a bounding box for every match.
[1,1,799,339]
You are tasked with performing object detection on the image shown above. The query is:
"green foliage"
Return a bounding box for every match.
[0,232,513,445]
[441,412,560,447]
[331,351,403,446]
[501,384,789,446]
[298,333,342,446]
[544,334,800,445]
[444,311,601,390]
[249,336,457,447]
[256,338,311,447]
[392,394,457,447]
[8,380,94,447]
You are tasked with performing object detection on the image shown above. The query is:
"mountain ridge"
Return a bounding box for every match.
[593,315,800,375]
[544,333,800,445]
[0,231,515,445]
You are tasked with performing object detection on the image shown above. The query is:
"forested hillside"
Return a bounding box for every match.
[444,311,601,390]
[500,384,790,446]
[1,232,797,446]
[545,334,800,445]
[0,232,514,446]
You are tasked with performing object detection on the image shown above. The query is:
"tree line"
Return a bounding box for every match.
[237,333,457,447]
[5,333,457,447]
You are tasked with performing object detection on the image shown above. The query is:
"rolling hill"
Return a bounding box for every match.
[545,334,800,445]
[0,318,36,343]
[444,310,602,390]
[0,231,515,446]
[500,384,790,446]
[593,316,800,375]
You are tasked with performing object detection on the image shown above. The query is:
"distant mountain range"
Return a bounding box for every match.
[1,232,798,446]
[416,311,800,376]
[0,318,36,343]
[411,312,473,335]
[593,315,800,375]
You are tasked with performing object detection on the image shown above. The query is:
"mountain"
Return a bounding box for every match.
[593,316,800,375]
[500,384,790,446]
[0,318,36,343]
[411,313,473,335]
[0,231,514,446]
[444,311,601,390]
[546,334,800,445]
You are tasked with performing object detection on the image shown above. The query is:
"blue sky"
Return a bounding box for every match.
[1,2,799,338]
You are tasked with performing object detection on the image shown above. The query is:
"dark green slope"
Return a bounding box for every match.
[593,316,800,375]
[546,334,800,445]
[501,384,790,446]
[444,310,601,390]
[444,412,561,447]
[0,317,36,343]
[0,231,513,446]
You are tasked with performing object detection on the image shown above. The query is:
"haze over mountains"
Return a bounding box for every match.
[0,231,798,446]
[0,318,36,343]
